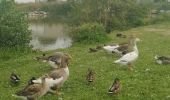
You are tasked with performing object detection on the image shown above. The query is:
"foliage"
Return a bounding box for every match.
[71,23,109,44]
[1,23,170,99]
[151,13,170,24]
[0,0,30,47]
[68,0,149,32]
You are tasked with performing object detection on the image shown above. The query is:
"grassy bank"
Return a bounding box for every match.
[1,22,170,100]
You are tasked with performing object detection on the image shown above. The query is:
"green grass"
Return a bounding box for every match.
[1,22,170,100]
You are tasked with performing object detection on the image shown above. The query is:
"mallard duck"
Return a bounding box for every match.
[34,52,65,68]
[33,53,72,95]
[13,75,53,100]
[28,77,37,85]
[114,38,140,70]
[108,78,120,94]
[96,45,102,50]
[116,33,126,38]
[155,55,170,64]
[86,68,95,83]
[10,72,20,84]
[89,48,98,53]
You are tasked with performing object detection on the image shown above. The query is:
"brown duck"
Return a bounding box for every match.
[86,68,95,83]
[108,78,121,94]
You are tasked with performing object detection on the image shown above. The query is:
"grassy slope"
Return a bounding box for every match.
[1,22,170,100]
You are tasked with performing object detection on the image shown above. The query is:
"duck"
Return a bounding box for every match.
[28,77,37,85]
[86,68,95,83]
[154,55,170,64]
[89,48,98,53]
[114,38,140,70]
[10,72,20,84]
[116,33,126,38]
[96,45,102,50]
[13,75,60,100]
[108,78,121,94]
[32,53,72,95]
[34,52,65,68]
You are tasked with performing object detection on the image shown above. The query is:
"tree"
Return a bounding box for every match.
[0,0,30,48]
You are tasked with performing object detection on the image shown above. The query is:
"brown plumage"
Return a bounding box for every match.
[96,45,102,50]
[86,68,95,83]
[34,52,66,68]
[108,78,120,94]
[14,75,50,100]
[116,33,126,38]
[155,55,170,64]
[47,54,71,95]
[89,48,98,53]
[112,37,135,56]
[10,72,20,84]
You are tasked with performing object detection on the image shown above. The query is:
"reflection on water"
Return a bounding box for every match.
[29,22,72,51]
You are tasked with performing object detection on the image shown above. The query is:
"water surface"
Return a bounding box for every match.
[29,22,72,51]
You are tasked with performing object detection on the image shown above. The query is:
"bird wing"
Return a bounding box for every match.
[49,69,64,79]
[16,84,41,96]
[103,45,119,52]
[117,51,137,62]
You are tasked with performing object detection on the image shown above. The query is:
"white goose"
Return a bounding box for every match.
[32,54,71,95]
[103,37,133,55]
[103,44,119,53]
[114,38,140,70]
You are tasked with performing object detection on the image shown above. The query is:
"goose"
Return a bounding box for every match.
[108,78,121,94]
[103,36,134,54]
[112,43,130,56]
[86,68,95,84]
[112,37,135,56]
[154,55,170,64]
[10,72,20,84]
[13,75,61,100]
[32,54,72,95]
[103,44,119,53]
[34,52,65,68]
[114,38,140,70]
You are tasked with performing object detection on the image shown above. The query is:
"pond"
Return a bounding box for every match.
[29,22,72,51]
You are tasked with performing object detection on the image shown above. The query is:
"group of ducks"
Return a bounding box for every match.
[10,34,170,99]
[11,52,72,100]
[88,34,170,94]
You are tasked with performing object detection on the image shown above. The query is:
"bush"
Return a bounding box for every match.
[0,0,30,48]
[68,0,149,32]
[71,23,109,44]
[151,13,170,24]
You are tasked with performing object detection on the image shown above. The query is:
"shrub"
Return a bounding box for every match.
[0,0,31,48]
[71,23,109,44]
[151,13,170,24]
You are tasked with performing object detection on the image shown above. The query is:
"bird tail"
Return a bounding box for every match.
[12,94,27,100]
[154,55,159,60]
[114,60,120,64]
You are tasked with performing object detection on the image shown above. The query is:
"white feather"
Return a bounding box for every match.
[103,45,119,53]
[33,77,64,87]
[48,61,59,68]
[114,38,139,66]
[12,94,27,100]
